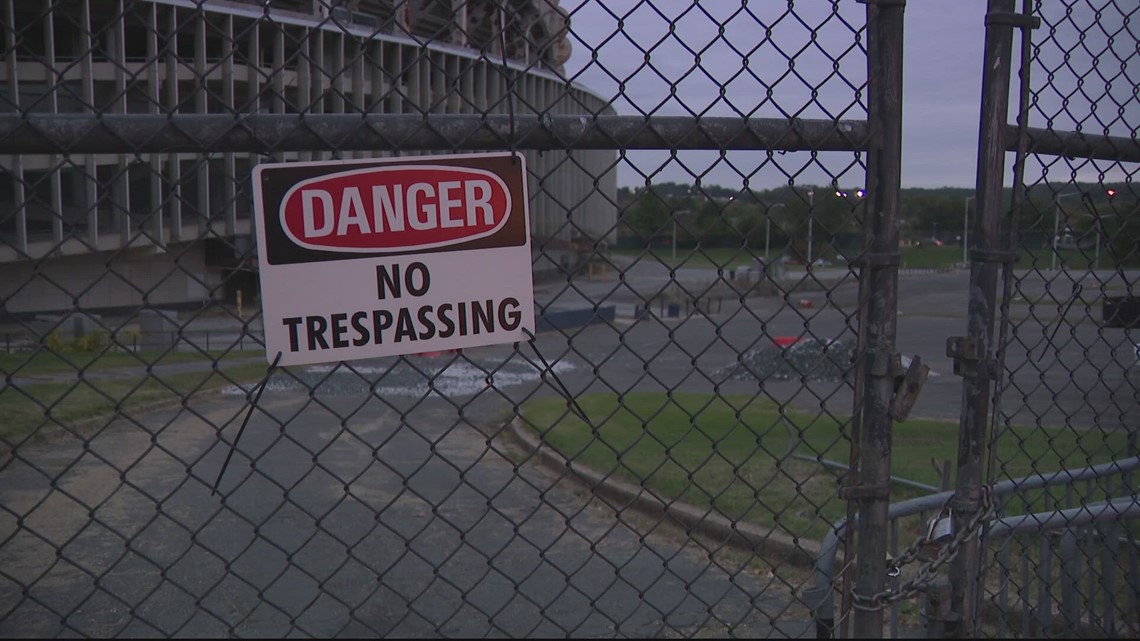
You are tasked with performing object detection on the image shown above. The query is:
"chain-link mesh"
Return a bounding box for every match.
[0,1,888,637]
[979,0,1139,637]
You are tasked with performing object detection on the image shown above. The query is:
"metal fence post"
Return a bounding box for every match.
[851,0,905,636]
[949,0,1018,635]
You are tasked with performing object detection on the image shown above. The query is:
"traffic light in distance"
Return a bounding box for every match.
[1107,188,1117,200]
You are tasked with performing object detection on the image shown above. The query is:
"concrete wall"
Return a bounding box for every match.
[0,0,617,314]
[0,244,222,315]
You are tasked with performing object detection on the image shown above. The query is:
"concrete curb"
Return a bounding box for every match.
[504,417,821,569]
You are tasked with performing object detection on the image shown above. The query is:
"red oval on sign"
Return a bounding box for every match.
[279,165,513,253]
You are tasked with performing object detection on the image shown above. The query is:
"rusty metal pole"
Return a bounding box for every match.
[948,0,1018,636]
[851,0,905,636]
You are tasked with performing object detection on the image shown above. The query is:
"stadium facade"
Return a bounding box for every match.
[0,0,617,316]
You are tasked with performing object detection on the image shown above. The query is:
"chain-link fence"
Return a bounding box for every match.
[0,1,1135,638]
[973,0,1140,637]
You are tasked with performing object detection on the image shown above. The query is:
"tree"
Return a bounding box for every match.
[621,188,672,241]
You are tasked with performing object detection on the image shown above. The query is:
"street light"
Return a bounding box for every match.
[1098,188,1120,270]
[963,195,976,266]
[672,212,676,262]
[671,209,691,262]
[1089,192,1127,270]
[765,203,786,260]
[1052,191,1083,271]
[807,189,815,266]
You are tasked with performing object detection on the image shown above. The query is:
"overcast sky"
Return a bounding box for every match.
[559,1,1137,192]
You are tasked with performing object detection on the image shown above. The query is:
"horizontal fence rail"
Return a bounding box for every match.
[1003,126,1140,164]
[0,114,872,154]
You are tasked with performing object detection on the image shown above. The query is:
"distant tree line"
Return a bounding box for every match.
[615,182,1137,264]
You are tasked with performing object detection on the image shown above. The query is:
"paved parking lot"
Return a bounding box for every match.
[2,264,1135,636]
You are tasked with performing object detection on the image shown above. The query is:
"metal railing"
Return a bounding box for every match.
[810,456,1140,638]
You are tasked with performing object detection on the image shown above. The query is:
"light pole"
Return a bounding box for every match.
[807,189,815,266]
[1052,191,1082,271]
[1087,201,1100,271]
[765,203,786,260]
[1090,209,1123,271]
[963,195,975,266]
[671,208,691,263]
[672,212,677,262]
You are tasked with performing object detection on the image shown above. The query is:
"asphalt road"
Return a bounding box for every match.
[1,263,1135,636]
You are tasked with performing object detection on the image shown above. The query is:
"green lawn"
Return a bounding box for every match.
[521,392,1130,540]
[612,243,1137,272]
[0,362,270,443]
[613,245,967,271]
[0,348,262,378]
[1015,246,1140,270]
[898,245,963,269]
[610,247,766,269]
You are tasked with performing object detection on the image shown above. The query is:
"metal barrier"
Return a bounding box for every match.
[810,456,1140,637]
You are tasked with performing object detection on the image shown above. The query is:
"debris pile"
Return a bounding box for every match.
[720,337,856,382]
[222,354,574,397]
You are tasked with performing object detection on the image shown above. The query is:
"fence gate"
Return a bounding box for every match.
[950,0,1140,638]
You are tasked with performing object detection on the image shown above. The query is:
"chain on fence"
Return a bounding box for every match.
[0,1,885,637]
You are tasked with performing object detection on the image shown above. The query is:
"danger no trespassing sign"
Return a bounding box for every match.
[251,152,535,367]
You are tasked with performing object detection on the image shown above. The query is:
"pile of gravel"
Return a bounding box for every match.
[222,353,574,398]
[720,337,856,383]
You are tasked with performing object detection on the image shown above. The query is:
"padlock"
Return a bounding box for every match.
[925,509,955,544]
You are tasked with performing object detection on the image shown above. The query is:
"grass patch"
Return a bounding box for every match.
[613,246,968,271]
[899,245,963,270]
[0,349,262,378]
[0,362,269,443]
[613,243,1139,272]
[521,392,1130,540]
[611,247,763,269]
[1016,247,1140,270]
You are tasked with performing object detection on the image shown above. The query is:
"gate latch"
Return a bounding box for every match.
[946,336,990,377]
[889,355,929,422]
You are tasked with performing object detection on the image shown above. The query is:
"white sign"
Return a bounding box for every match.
[251,153,534,366]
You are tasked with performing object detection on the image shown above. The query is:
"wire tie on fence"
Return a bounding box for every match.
[863,349,902,377]
[948,492,981,513]
[211,351,282,496]
[967,248,1019,264]
[522,328,591,426]
[1040,283,1083,360]
[838,483,890,501]
[850,252,900,269]
[984,11,1041,30]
